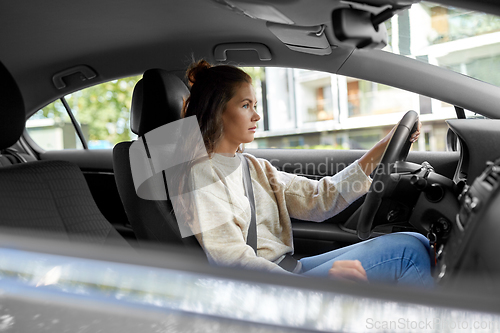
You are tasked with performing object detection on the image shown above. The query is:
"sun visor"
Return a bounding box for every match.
[267,22,332,56]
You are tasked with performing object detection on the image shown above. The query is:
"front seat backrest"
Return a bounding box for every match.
[113,69,200,249]
[0,61,129,247]
[0,60,36,166]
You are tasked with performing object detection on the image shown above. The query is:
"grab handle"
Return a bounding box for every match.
[52,65,97,89]
[214,43,272,61]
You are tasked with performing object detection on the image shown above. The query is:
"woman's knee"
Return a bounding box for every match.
[385,233,431,262]
[366,233,433,286]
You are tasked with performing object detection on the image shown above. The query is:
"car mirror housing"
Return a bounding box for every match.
[332,8,388,49]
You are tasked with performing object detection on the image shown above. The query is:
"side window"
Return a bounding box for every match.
[26,76,141,150]
[244,67,454,152]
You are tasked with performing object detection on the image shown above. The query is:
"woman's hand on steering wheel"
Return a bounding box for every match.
[358,117,421,178]
[357,111,421,240]
[383,118,422,146]
[410,121,421,143]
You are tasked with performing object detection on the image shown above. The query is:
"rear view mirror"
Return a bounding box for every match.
[332,8,388,49]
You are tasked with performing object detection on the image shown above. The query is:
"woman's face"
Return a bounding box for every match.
[218,82,261,153]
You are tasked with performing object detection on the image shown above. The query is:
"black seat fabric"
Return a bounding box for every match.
[0,61,37,166]
[113,69,200,248]
[0,160,129,246]
[129,69,187,136]
[0,62,26,150]
[0,61,129,247]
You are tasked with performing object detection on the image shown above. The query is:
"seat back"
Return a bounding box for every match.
[0,160,130,246]
[113,69,200,249]
[0,59,39,166]
[0,61,129,247]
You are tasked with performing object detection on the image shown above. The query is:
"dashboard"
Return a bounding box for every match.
[447,119,500,185]
[437,119,500,285]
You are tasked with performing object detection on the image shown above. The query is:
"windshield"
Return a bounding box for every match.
[383,1,500,87]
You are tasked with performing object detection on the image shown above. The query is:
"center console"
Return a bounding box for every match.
[437,158,500,283]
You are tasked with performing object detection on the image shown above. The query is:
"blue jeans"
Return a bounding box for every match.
[298,232,433,287]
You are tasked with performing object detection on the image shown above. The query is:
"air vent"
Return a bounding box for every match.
[484,173,498,189]
[481,162,500,191]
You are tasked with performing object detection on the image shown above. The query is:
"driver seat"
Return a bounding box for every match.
[113,69,201,250]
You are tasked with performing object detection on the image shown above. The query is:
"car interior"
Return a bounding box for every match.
[2,0,500,297]
[113,68,202,251]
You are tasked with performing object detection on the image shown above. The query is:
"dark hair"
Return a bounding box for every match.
[172,60,253,235]
[181,59,252,155]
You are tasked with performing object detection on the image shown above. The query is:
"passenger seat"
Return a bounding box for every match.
[0,61,130,247]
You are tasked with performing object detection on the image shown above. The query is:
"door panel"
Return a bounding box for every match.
[40,149,114,171]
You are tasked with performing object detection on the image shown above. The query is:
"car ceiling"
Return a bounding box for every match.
[0,0,336,111]
[2,0,500,117]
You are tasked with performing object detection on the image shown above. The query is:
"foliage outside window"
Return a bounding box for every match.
[27,76,140,150]
[383,2,500,88]
[26,67,454,153]
[428,4,500,44]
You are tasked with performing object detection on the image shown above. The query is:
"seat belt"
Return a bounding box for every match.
[238,153,257,252]
[238,153,300,273]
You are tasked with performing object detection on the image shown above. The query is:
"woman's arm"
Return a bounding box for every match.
[268,119,420,222]
[358,120,421,176]
[263,158,372,222]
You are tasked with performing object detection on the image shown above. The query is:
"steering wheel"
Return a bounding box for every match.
[357,110,419,240]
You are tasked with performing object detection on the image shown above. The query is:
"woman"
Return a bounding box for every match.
[180,60,432,287]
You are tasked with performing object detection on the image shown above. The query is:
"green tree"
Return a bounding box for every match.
[448,8,500,40]
[68,76,141,144]
[33,99,67,122]
[35,75,141,146]
[242,67,265,83]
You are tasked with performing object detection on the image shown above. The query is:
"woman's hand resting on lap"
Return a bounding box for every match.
[328,260,368,283]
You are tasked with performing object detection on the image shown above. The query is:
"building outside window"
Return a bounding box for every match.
[250,2,500,152]
[26,3,500,154]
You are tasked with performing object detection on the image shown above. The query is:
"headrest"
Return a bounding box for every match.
[130,69,190,136]
[0,62,26,149]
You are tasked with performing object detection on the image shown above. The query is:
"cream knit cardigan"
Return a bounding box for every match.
[188,153,372,274]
